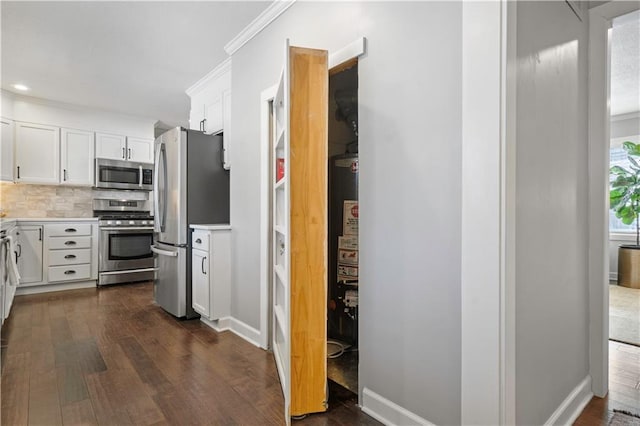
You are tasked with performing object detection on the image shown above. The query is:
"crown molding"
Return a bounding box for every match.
[224,0,296,56]
[185,57,232,97]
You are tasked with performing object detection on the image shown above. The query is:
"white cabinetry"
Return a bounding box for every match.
[16,221,98,290]
[187,58,231,169]
[17,225,44,284]
[190,226,231,321]
[61,128,94,186]
[15,122,60,184]
[96,133,153,164]
[1,118,14,181]
[95,133,126,160]
[126,137,154,163]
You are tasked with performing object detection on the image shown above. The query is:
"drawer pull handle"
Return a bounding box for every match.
[65,228,77,233]
[64,270,76,275]
[64,241,77,246]
[64,254,76,259]
[195,238,202,244]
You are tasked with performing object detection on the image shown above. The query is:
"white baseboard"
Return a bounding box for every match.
[544,376,593,426]
[16,280,96,295]
[362,387,435,426]
[199,316,232,332]
[609,272,617,282]
[198,315,262,348]
[229,317,262,348]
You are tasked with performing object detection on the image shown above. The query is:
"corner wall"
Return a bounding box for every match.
[229,2,462,423]
[514,2,590,424]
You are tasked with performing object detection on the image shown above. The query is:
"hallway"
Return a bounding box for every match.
[1,282,377,425]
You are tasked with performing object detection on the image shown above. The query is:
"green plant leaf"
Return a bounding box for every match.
[629,156,640,169]
[612,175,637,188]
[611,165,632,176]
[623,141,640,156]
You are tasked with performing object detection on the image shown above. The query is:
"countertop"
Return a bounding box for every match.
[190,224,232,231]
[10,217,98,223]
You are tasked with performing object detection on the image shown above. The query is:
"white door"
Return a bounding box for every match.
[17,226,43,284]
[15,122,60,184]
[272,40,291,423]
[192,248,210,318]
[61,128,94,186]
[1,118,14,181]
[127,137,154,163]
[95,132,126,161]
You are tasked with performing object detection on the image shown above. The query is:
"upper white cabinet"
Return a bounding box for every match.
[15,122,60,184]
[126,137,154,163]
[61,128,94,186]
[95,132,126,161]
[187,58,231,169]
[96,132,153,164]
[1,118,14,181]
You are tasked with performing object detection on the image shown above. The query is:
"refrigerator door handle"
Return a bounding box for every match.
[153,143,161,233]
[151,245,178,257]
[160,144,168,232]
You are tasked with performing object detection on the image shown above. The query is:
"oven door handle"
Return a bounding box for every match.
[151,245,178,257]
[100,227,155,231]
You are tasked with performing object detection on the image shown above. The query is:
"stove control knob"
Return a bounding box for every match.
[115,221,122,225]
[150,221,154,226]
[129,220,135,225]
[106,221,113,225]
[141,221,147,225]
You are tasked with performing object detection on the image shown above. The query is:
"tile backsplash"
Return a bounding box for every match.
[0,183,94,218]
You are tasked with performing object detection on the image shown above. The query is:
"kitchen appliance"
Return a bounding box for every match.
[94,199,155,286]
[328,153,359,346]
[95,158,153,191]
[152,127,229,318]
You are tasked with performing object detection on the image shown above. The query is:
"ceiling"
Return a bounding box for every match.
[611,10,640,117]
[1,1,269,128]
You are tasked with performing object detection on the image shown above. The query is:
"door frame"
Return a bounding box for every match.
[259,84,278,349]
[259,39,367,351]
[588,0,640,398]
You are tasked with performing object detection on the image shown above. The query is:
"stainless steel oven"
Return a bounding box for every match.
[94,199,155,286]
[95,158,153,191]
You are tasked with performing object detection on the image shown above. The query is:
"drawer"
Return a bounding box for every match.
[49,236,92,250]
[192,230,209,251]
[48,249,91,266]
[47,223,92,237]
[48,264,91,282]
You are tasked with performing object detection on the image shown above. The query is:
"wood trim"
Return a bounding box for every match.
[288,46,328,416]
[329,58,357,76]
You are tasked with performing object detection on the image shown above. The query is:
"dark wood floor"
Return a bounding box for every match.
[1,282,379,425]
[574,340,640,425]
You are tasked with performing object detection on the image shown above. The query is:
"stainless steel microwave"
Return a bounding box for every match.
[95,158,153,191]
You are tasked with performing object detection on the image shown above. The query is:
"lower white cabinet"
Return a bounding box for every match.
[17,225,44,284]
[190,226,231,321]
[16,220,98,289]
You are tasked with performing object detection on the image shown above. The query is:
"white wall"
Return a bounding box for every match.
[229,2,462,424]
[3,91,154,138]
[514,2,590,424]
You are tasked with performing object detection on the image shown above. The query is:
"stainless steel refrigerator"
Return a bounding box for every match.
[152,127,229,318]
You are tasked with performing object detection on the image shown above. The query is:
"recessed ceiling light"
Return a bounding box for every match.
[12,83,29,91]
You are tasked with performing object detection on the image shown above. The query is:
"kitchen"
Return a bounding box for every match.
[0,1,604,425]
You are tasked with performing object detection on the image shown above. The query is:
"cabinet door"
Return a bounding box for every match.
[15,122,60,184]
[61,128,94,186]
[189,104,205,131]
[192,249,210,318]
[17,226,44,284]
[1,118,14,181]
[95,133,126,161]
[204,96,223,135]
[222,90,231,169]
[126,137,154,163]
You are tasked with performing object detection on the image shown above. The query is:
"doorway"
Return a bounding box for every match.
[326,61,359,395]
[607,10,640,349]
